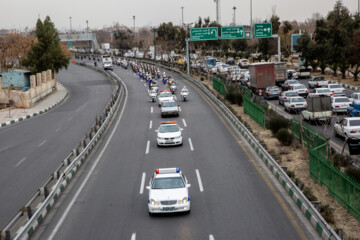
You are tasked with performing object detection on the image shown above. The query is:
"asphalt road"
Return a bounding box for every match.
[33,63,317,240]
[0,64,113,227]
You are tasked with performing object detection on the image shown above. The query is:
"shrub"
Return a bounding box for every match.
[286,170,295,179]
[319,204,335,224]
[200,77,204,81]
[276,128,293,146]
[303,186,318,202]
[267,116,290,135]
[345,167,360,183]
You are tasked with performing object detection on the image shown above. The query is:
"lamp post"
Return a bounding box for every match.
[86,20,89,33]
[233,6,236,25]
[133,16,136,36]
[181,7,184,26]
[69,17,72,33]
[152,28,157,60]
[250,0,252,35]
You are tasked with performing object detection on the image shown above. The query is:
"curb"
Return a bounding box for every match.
[0,88,68,129]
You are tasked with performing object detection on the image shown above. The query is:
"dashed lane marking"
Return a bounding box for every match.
[149,120,153,129]
[145,140,150,155]
[182,119,187,127]
[15,157,27,167]
[196,169,204,192]
[140,172,146,194]
[151,106,153,113]
[38,140,47,147]
[188,138,194,151]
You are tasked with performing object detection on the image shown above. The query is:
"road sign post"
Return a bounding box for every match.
[190,27,218,41]
[221,26,244,40]
[254,23,272,38]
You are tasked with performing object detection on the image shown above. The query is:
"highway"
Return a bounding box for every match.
[0,64,113,227]
[33,63,318,240]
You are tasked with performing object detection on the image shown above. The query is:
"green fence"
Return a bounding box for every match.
[291,119,327,150]
[310,143,360,221]
[213,78,226,96]
[243,90,266,128]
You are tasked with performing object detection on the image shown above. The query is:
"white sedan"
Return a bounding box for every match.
[331,96,351,113]
[284,96,307,113]
[278,91,299,105]
[334,117,360,140]
[146,168,191,215]
[158,90,174,107]
[311,88,334,97]
[156,121,183,146]
[326,84,346,96]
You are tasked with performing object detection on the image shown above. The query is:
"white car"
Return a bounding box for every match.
[334,117,360,140]
[156,121,183,146]
[311,88,334,97]
[331,96,351,113]
[349,92,360,104]
[289,84,309,97]
[326,84,346,96]
[284,96,307,113]
[158,90,174,107]
[161,100,179,117]
[278,91,299,105]
[146,168,190,215]
[238,59,249,68]
[287,69,299,79]
[217,64,229,74]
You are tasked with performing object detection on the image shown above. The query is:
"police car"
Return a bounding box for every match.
[156,121,183,146]
[146,168,191,215]
[158,90,174,107]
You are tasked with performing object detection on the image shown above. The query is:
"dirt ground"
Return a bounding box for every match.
[191,73,360,239]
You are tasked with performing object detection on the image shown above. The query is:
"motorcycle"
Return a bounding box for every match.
[180,91,189,101]
[149,90,157,102]
[170,84,177,94]
[162,78,167,84]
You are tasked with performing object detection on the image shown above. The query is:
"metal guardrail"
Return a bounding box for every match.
[0,64,125,240]
[134,59,340,240]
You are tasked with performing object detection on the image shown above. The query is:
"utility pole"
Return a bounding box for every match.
[233,6,236,25]
[69,17,72,33]
[86,20,89,33]
[358,0,360,14]
[181,7,184,26]
[133,16,136,37]
[250,0,252,35]
[214,0,221,24]
[152,28,157,59]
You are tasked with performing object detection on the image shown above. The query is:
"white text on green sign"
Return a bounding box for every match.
[254,23,272,38]
[221,26,245,40]
[190,27,218,41]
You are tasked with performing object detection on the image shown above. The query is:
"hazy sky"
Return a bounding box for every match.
[0,0,358,31]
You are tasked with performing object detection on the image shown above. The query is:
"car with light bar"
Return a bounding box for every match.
[334,117,360,140]
[161,100,179,117]
[156,121,183,146]
[158,90,175,107]
[146,168,191,215]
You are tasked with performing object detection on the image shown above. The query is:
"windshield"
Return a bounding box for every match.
[159,125,179,133]
[291,97,306,103]
[317,89,330,93]
[349,120,360,127]
[285,92,298,97]
[334,98,350,103]
[159,92,172,97]
[152,177,185,189]
[314,77,324,81]
[295,85,306,90]
[268,87,280,91]
[330,84,341,89]
[162,101,177,107]
[104,61,112,65]
[289,80,299,84]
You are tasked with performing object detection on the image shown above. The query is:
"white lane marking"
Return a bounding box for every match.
[145,140,150,155]
[55,127,62,132]
[179,106,182,112]
[75,102,88,112]
[174,95,177,100]
[182,119,187,127]
[149,120,153,129]
[144,83,146,87]
[209,235,215,240]
[48,74,128,240]
[68,116,73,121]
[131,233,136,240]
[196,169,204,192]
[151,106,153,113]
[140,172,146,194]
[38,140,47,147]
[15,157,27,167]
[188,138,194,151]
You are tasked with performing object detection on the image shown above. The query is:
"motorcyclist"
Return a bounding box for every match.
[181,86,188,93]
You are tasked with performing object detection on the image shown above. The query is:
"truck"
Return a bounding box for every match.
[301,95,332,124]
[249,62,276,95]
[102,55,113,71]
[274,62,287,86]
[308,76,329,89]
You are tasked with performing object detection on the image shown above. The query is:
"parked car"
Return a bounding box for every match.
[349,92,360,104]
[264,86,282,99]
[238,59,249,68]
[326,84,346,96]
[289,84,309,97]
[287,69,299,79]
[278,91,299,105]
[284,96,307,113]
[308,76,329,89]
[281,79,300,91]
[334,117,360,140]
[331,96,351,113]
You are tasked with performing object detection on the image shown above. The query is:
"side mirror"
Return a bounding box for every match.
[186,184,191,188]
[146,186,151,190]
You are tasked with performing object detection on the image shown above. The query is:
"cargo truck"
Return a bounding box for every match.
[249,62,276,95]
[301,95,332,124]
[102,55,113,70]
[274,62,287,86]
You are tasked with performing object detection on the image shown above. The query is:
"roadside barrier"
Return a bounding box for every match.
[0,64,125,240]
[243,89,266,129]
[212,77,226,96]
[135,59,339,240]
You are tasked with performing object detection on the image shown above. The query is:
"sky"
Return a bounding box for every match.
[0,0,358,31]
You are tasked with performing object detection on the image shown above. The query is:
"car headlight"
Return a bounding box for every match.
[150,199,160,206]
[182,197,188,204]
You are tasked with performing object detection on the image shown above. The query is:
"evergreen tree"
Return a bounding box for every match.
[22,16,69,73]
[349,30,360,81]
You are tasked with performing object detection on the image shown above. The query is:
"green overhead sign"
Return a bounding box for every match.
[190,27,218,41]
[221,26,245,40]
[254,23,272,38]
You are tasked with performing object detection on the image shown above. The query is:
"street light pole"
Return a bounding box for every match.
[181,7,184,26]
[86,20,89,33]
[152,28,157,59]
[133,16,136,36]
[233,6,236,25]
[69,17,72,33]
[250,0,252,35]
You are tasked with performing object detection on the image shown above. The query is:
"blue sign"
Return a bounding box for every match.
[291,34,312,52]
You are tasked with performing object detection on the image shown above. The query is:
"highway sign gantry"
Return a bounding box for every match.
[221,26,245,40]
[254,23,272,38]
[190,27,218,41]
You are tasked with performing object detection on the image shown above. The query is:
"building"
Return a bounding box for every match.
[1,69,31,88]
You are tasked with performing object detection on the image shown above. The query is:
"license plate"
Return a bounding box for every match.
[296,104,303,106]
[163,207,175,211]
[165,140,173,143]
